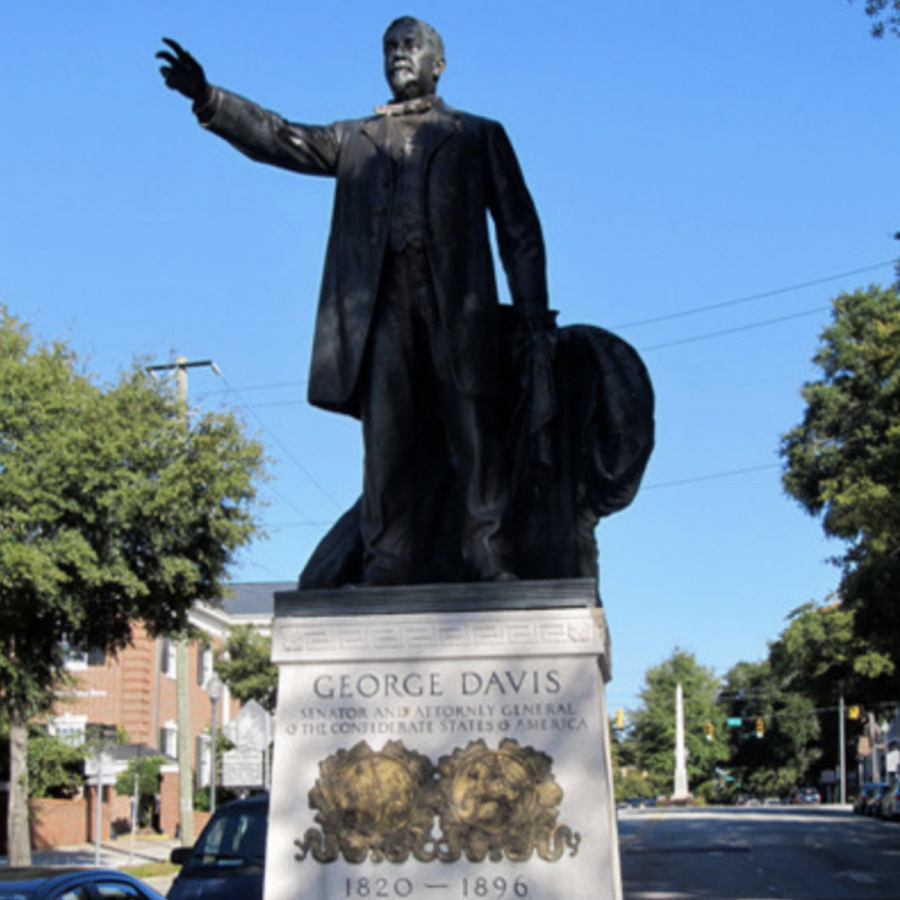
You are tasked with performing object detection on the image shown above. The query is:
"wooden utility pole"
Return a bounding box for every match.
[147,356,220,846]
[869,711,881,783]
[838,691,847,805]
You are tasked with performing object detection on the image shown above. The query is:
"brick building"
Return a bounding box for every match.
[50,584,286,764]
[2,582,289,847]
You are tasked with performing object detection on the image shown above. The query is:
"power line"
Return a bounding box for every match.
[637,306,828,353]
[262,462,781,521]
[200,378,307,397]
[613,260,895,331]
[193,262,896,401]
[260,486,322,526]
[217,373,344,511]
[643,464,780,492]
[258,518,338,529]
[248,399,307,410]
[190,261,891,506]
[208,304,830,410]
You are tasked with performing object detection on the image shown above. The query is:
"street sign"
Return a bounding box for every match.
[84,751,117,787]
[223,699,272,753]
[222,749,264,789]
[726,717,743,727]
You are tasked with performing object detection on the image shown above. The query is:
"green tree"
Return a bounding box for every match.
[0,724,89,800]
[719,659,821,799]
[215,625,278,713]
[781,283,900,669]
[768,601,894,704]
[847,0,900,38]
[769,601,889,778]
[26,730,86,800]
[610,717,657,802]
[629,649,728,799]
[722,601,891,798]
[0,309,266,864]
[114,755,167,829]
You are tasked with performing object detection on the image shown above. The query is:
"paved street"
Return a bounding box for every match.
[4,805,899,899]
[619,805,900,899]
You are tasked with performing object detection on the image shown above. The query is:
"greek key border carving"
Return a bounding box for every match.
[273,610,607,664]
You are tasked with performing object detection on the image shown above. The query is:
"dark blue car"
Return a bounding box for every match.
[168,795,268,900]
[0,868,165,900]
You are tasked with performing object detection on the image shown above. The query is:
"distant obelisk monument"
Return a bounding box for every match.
[673,683,690,800]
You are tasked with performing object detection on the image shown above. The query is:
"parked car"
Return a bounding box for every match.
[168,794,268,900]
[0,868,165,900]
[854,782,889,815]
[791,787,821,805]
[879,780,900,821]
[866,782,892,818]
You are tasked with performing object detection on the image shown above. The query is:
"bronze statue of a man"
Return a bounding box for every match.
[158,18,549,586]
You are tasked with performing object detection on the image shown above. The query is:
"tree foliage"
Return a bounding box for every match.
[848,0,900,38]
[610,719,661,802]
[215,625,278,713]
[624,602,893,800]
[629,649,728,797]
[781,284,900,662]
[770,601,895,705]
[0,308,266,862]
[26,731,85,800]
[114,755,167,828]
[719,659,820,799]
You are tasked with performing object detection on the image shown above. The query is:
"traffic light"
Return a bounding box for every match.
[615,708,624,729]
[849,705,861,720]
[705,722,714,741]
[756,717,764,738]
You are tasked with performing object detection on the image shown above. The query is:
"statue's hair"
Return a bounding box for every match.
[384,16,446,67]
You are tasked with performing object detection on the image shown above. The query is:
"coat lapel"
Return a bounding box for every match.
[360,98,460,159]
[361,114,391,154]
[422,99,460,161]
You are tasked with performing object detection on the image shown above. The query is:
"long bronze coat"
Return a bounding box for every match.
[197,89,548,416]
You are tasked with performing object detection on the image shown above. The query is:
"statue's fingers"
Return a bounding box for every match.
[156,51,177,66]
[161,37,187,57]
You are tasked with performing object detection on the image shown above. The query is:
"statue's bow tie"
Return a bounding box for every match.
[374,96,436,117]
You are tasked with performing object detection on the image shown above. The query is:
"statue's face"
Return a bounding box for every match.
[383,21,444,100]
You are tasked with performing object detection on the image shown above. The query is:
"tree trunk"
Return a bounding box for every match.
[8,706,32,866]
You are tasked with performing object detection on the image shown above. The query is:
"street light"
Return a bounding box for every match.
[207,674,223,816]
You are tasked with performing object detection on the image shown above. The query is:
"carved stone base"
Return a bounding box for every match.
[265,580,622,900]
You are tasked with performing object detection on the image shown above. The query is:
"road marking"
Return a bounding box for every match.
[618,808,665,847]
[835,870,879,885]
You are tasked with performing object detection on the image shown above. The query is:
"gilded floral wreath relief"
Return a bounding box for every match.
[294,739,581,864]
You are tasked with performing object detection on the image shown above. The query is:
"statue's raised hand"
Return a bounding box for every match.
[157,38,210,104]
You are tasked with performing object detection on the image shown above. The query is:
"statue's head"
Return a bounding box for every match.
[383,17,446,101]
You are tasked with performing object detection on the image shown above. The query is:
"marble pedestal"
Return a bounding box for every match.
[266,579,622,900]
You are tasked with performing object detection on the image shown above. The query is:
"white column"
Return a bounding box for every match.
[673,682,690,800]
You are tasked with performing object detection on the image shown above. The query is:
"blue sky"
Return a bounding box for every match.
[2,1,898,714]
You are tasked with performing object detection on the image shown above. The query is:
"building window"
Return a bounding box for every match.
[160,722,177,758]
[197,734,212,789]
[160,638,175,679]
[197,646,213,687]
[60,636,88,671]
[87,647,107,667]
[50,715,87,747]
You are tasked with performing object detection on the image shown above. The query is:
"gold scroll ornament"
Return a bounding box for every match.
[294,738,581,864]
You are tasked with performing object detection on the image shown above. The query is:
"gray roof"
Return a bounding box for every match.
[220,582,294,617]
[115,743,175,764]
